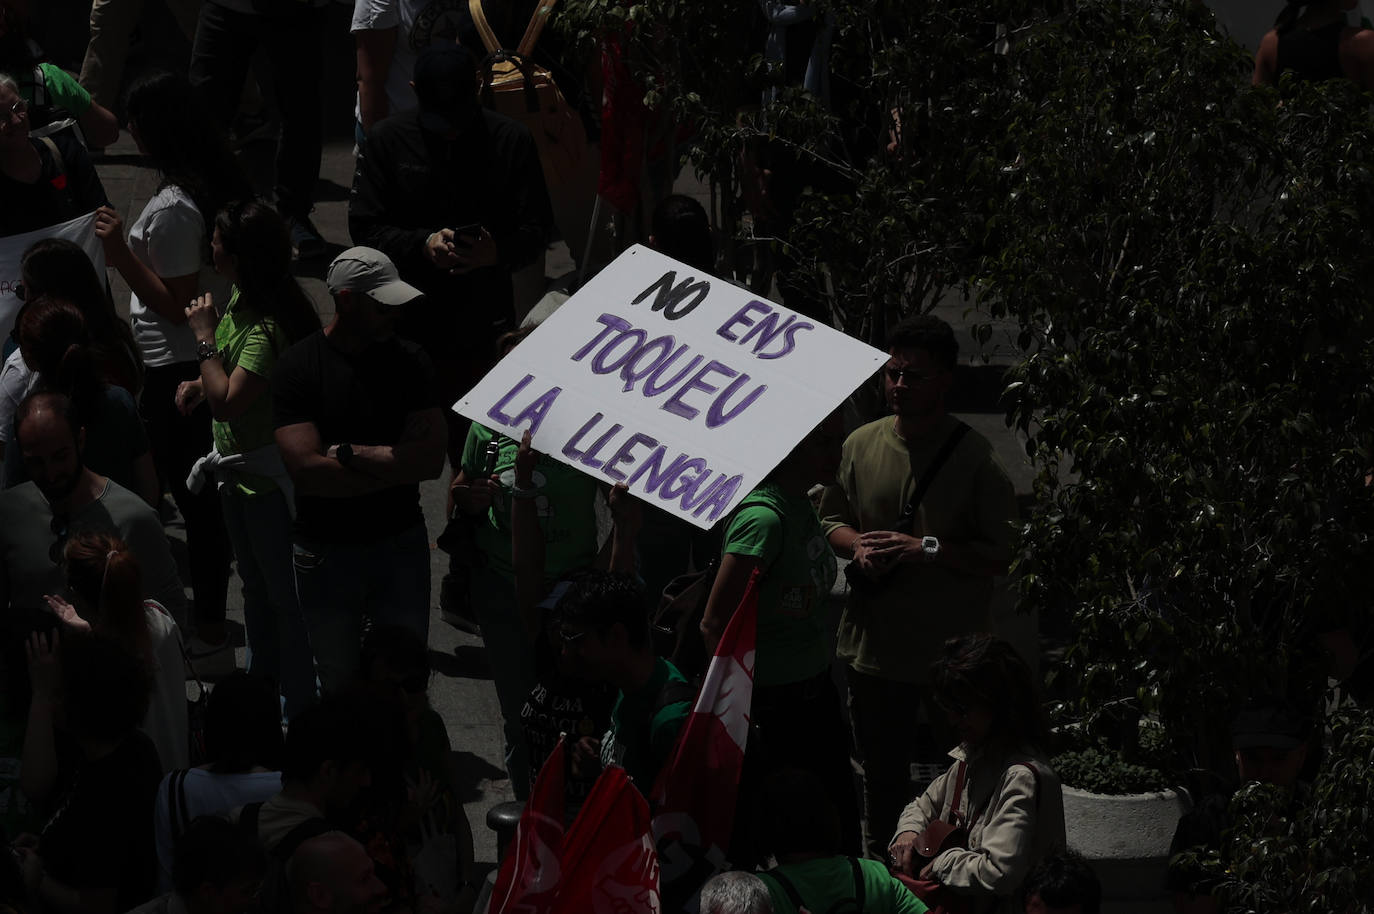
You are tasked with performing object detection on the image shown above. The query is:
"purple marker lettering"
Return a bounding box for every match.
[579,422,624,470]
[510,386,562,436]
[716,301,771,342]
[603,432,658,482]
[561,412,603,461]
[571,314,632,361]
[681,471,726,511]
[591,328,647,375]
[660,459,710,500]
[642,348,703,397]
[758,318,816,360]
[487,373,534,424]
[626,445,670,489]
[695,474,744,520]
[619,335,677,393]
[705,375,767,428]
[662,360,738,422]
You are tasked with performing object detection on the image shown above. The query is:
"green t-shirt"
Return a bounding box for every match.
[759,857,929,914]
[29,64,93,116]
[461,423,599,581]
[600,657,692,795]
[213,290,289,496]
[722,482,838,688]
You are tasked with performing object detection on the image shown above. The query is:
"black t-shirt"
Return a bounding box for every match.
[520,632,615,814]
[272,330,438,542]
[39,730,161,911]
[0,132,109,237]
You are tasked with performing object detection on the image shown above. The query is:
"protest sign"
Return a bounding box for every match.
[454,244,887,529]
[0,211,107,344]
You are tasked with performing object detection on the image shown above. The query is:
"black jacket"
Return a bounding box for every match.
[348,106,552,348]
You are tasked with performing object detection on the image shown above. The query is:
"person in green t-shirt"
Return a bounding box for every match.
[179,200,321,715]
[554,571,693,797]
[700,412,859,860]
[447,329,601,798]
[758,769,928,914]
[0,4,121,149]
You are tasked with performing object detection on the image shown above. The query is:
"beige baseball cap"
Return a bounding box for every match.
[326,247,424,307]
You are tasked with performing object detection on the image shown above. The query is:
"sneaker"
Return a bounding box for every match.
[185,634,236,681]
[286,214,327,260]
[439,573,482,636]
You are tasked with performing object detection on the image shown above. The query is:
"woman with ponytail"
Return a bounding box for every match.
[43,531,189,772]
[178,200,320,719]
[4,296,157,504]
[1253,0,1374,87]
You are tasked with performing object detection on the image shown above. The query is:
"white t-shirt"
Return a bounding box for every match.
[152,767,283,892]
[127,186,231,368]
[143,602,190,775]
[0,349,37,447]
[351,0,465,125]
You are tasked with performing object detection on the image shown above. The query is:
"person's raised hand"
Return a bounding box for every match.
[25,629,60,699]
[514,429,538,488]
[92,206,129,262]
[185,292,219,341]
[451,227,498,274]
[608,483,642,538]
[42,594,90,632]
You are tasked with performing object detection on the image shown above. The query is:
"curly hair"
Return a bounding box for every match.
[932,633,1047,750]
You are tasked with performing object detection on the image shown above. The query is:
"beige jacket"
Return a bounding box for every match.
[891,743,1065,910]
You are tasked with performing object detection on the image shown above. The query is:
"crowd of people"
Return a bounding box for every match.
[0,0,1350,913]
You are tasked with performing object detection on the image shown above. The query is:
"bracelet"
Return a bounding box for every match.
[511,485,540,500]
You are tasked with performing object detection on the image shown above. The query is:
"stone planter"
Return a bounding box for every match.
[1062,784,1191,914]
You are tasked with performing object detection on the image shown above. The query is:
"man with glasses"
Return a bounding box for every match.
[0,390,185,629]
[819,314,1016,860]
[273,247,446,695]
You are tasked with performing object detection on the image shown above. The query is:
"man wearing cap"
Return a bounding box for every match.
[273,247,447,693]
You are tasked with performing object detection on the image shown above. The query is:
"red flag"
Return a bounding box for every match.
[489,739,568,914]
[649,569,760,912]
[552,765,661,914]
[598,32,648,215]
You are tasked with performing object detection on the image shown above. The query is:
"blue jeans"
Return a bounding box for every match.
[220,485,317,719]
[470,563,537,799]
[292,524,430,694]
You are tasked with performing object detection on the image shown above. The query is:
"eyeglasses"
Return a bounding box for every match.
[49,514,69,565]
[4,98,26,122]
[559,627,588,645]
[885,366,940,385]
[13,281,23,302]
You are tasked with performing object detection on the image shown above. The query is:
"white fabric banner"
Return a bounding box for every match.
[0,210,107,344]
[454,244,887,529]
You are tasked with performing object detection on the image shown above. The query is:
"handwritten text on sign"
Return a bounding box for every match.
[455,245,886,528]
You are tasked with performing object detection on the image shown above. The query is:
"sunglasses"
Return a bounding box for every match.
[885,366,941,385]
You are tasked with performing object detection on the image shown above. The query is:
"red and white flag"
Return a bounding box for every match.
[649,569,760,913]
[553,765,661,914]
[489,739,568,914]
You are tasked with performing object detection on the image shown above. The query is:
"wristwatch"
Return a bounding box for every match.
[335,443,355,467]
[921,535,940,560]
[195,339,219,362]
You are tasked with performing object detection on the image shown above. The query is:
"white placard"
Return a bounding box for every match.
[454,245,887,529]
[0,211,107,344]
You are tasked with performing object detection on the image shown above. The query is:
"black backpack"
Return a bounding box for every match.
[238,802,334,914]
[767,857,867,914]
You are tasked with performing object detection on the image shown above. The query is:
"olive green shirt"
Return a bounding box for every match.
[819,415,1015,684]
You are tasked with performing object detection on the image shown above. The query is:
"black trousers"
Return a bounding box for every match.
[189,0,324,219]
[140,362,231,627]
